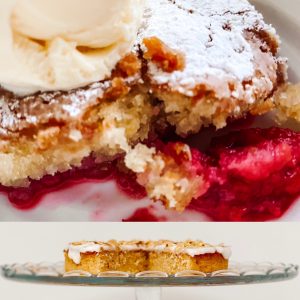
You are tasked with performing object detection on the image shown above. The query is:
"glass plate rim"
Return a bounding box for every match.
[1,262,298,287]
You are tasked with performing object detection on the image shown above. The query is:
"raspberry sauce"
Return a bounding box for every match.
[190,127,300,221]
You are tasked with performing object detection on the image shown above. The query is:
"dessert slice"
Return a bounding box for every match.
[0,0,286,189]
[65,240,231,275]
[1,0,295,222]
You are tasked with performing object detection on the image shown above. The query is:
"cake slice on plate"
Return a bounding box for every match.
[65,240,231,274]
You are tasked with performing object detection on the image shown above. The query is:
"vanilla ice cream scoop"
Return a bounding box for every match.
[0,0,145,96]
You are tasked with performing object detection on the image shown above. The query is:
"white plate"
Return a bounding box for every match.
[0,0,299,221]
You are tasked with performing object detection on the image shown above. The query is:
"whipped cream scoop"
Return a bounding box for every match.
[0,0,144,95]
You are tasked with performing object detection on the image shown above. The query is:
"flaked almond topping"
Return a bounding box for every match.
[143,37,185,73]
[114,53,142,78]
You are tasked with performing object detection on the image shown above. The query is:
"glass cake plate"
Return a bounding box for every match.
[1,262,298,300]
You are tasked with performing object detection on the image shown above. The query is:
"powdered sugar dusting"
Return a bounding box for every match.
[140,0,280,100]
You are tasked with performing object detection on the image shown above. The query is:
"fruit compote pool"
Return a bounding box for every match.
[190,127,300,221]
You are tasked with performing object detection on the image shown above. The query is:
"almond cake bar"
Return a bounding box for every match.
[65,240,231,274]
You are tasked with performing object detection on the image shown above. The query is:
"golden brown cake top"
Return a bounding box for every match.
[66,240,232,264]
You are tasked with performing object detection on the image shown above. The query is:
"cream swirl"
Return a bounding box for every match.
[0,0,144,95]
